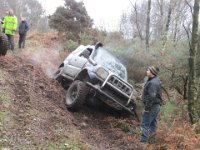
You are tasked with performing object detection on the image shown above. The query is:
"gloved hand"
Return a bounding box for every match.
[144,106,150,112]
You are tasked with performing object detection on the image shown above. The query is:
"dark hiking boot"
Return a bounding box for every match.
[148,133,156,144]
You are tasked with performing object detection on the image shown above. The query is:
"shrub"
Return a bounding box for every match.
[64,40,79,52]
[79,32,93,45]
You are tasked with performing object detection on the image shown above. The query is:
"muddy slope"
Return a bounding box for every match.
[0,54,142,150]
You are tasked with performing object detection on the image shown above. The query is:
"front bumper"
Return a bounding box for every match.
[86,81,136,115]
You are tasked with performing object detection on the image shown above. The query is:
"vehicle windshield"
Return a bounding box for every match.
[92,47,127,80]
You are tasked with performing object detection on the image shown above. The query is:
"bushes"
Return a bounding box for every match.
[64,39,79,53]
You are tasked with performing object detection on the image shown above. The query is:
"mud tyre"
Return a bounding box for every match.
[0,33,9,56]
[65,80,88,111]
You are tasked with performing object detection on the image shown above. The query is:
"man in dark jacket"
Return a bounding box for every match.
[18,17,29,49]
[140,66,162,144]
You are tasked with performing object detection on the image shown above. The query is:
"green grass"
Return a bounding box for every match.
[160,97,180,122]
[0,136,9,147]
[120,122,136,134]
[0,90,11,125]
[0,91,10,102]
[0,111,7,124]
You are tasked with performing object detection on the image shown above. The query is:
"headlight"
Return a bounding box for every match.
[96,67,109,80]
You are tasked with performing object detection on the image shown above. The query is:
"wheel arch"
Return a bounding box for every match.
[75,69,90,82]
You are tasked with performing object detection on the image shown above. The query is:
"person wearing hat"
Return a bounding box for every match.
[18,17,29,49]
[140,66,162,144]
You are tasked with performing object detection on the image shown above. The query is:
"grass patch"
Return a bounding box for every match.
[0,91,11,125]
[0,91,11,102]
[0,136,8,147]
[0,111,7,124]
[120,123,136,134]
[160,97,180,122]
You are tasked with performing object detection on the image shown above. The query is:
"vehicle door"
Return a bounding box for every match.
[64,50,88,77]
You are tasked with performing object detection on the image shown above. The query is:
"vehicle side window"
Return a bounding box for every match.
[80,48,92,59]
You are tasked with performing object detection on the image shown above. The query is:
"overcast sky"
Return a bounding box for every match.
[38,0,131,31]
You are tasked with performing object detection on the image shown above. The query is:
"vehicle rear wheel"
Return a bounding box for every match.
[65,80,88,111]
[0,33,9,56]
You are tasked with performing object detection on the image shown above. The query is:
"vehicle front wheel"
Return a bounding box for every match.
[65,80,88,111]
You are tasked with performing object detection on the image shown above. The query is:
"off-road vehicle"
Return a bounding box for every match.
[0,21,9,56]
[54,42,137,116]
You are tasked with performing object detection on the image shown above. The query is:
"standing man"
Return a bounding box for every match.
[140,66,162,144]
[18,17,29,49]
[3,9,18,50]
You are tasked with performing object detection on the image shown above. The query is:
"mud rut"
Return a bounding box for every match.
[0,54,144,150]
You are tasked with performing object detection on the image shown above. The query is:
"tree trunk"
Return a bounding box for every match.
[162,0,174,51]
[157,0,164,38]
[196,78,200,116]
[146,0,151,50]
[133,3,144,41]
[197,35,200,77]
[196,77,200,133]
[188,0,199,124]
[196,35,200,132]
[173,15,179,48]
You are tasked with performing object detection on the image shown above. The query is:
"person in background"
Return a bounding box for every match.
[3,9,18,50]
[0,19,3,24]
[18,17,29,49]
[1,10,8,33]
[140,66,162,144]
[1,10,9,29]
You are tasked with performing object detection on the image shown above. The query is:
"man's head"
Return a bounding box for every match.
[5,10,9,15]
[8,9,14,16]
[21,17,26,21]
[147,66,159,77]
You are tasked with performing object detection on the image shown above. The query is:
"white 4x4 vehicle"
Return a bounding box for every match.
[54,42,137,116]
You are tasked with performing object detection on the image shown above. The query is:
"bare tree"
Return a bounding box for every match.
[146,0,151,50]
[158,0,164,32]
[162,0,175,51]
[119,12,133,39]
[132,2,144,41]
[171,0,192,47]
